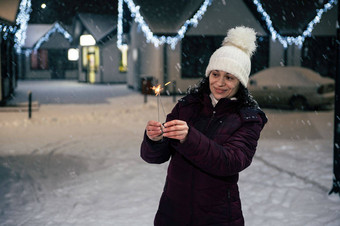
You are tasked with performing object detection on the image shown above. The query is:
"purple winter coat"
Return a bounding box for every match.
[141,93,267,226]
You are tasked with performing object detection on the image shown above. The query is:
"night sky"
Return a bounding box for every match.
[29,0,118,25]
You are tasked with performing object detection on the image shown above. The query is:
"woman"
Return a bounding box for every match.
[141,26,267,226]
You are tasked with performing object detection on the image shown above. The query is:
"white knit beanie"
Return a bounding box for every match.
[205,26,257,87]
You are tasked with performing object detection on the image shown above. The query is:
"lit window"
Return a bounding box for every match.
[119,44,128,72]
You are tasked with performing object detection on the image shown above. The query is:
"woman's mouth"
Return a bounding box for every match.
[214,88,226,94]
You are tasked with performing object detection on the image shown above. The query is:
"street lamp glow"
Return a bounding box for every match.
[80,34,96,46]
[68,48,79,61]
[41,3,46,9]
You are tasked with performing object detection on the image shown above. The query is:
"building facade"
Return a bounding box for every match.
[73,13,126,84]
[125,0,337,93]
[21,22,77,80]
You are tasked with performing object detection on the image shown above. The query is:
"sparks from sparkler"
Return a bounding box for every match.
[152,82,171,122]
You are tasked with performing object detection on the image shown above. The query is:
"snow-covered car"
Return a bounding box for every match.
[248,66,335,110]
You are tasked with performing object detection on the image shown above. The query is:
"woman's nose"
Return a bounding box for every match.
[217,77,225,86]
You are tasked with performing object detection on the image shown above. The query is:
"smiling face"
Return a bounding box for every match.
[209,70,240,100]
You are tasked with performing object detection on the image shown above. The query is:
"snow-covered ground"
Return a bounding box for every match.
[0,81,339,226]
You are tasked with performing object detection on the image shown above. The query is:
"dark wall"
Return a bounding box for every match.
[0,34,17,104]
[302,36,336,79]
[181,35,269,78]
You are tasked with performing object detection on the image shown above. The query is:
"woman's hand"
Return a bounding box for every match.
[146,120,163,141]
[163,120,189,143]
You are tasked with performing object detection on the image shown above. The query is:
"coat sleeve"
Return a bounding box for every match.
[171,111,266,177]
[140,132,172,164]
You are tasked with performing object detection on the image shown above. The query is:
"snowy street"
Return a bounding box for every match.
[0,81,339,225]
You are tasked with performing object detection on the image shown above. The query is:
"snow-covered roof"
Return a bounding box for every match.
[133,0,205,34]
[77,13,117,42]
[23,22,73,49]
[23,24,54,48]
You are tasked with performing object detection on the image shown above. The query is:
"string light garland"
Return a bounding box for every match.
[0,0,31,53]
[14,0,32,53]
[118,0,337,49]
[252,0,337,48]
[0,24,17,40]
[117,0,124,48]
[1,0,337,52]
[117,0,213,49]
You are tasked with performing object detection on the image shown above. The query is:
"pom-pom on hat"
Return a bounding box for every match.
[205,26,257,87]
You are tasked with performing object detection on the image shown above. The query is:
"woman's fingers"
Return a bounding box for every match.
[146,120,163,141]
[163,120,188,142]
[147,120,162,127]
[146,120,162,131]
[163,120,187,133]
[145,119,188,142]
[163,120,185,128]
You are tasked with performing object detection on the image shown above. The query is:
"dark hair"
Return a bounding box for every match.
[187,76,259,110]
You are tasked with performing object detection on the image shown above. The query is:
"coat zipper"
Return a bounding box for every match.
[190,109,216,225]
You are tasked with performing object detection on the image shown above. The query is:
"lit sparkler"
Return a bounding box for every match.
[152,82,171,122]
